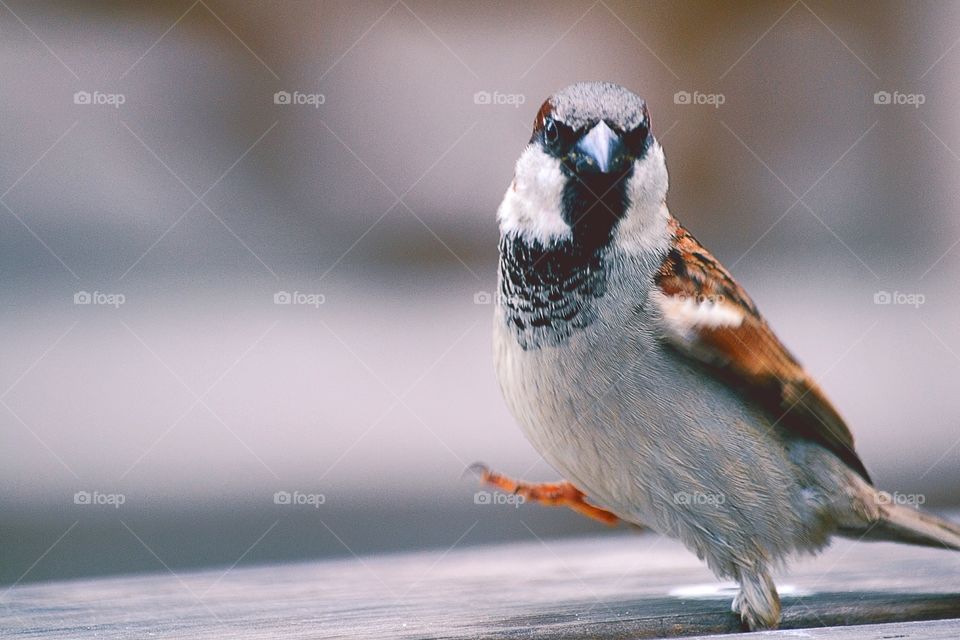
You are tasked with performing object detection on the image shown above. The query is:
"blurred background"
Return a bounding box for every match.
[2,0,960,585]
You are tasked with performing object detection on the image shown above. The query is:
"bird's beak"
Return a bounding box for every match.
[571,120,630,174]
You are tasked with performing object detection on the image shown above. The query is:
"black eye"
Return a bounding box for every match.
[542,117,575,151]
[544,117,559,143]
[624,121,651,154]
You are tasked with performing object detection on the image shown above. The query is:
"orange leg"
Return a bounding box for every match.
[470,463,620,526]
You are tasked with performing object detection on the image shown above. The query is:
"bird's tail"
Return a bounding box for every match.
[841,491,960,551]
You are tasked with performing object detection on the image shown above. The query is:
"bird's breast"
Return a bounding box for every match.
[497,233,611,350]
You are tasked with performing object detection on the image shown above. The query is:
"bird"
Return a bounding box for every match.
[476,81,960,630]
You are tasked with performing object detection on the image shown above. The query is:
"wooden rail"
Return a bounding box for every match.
[3,529,959,638]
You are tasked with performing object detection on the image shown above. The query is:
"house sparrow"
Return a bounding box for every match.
[479,81,960,630]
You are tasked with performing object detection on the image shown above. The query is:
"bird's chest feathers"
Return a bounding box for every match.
[497,234,610,350]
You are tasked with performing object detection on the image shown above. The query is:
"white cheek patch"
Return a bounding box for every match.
[653,289,744,341]
[614,142,671,254]
[497,145,572,243]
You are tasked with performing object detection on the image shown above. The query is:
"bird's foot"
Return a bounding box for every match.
[467,463,620,526]
[731,570,781,631]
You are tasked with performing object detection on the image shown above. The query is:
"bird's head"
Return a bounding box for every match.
[498,82,669,252]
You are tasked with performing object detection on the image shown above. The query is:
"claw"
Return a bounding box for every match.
[470,464,621,526]
[463,462,490,480]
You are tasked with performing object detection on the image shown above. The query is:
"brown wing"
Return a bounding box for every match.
[653,219,872,482]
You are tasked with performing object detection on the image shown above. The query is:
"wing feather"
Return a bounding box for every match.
[652,219,872,482]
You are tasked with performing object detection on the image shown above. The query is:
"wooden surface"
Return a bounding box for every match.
[2,529,959,639]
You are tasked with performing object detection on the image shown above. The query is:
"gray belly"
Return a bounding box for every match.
[493,309,823,565]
